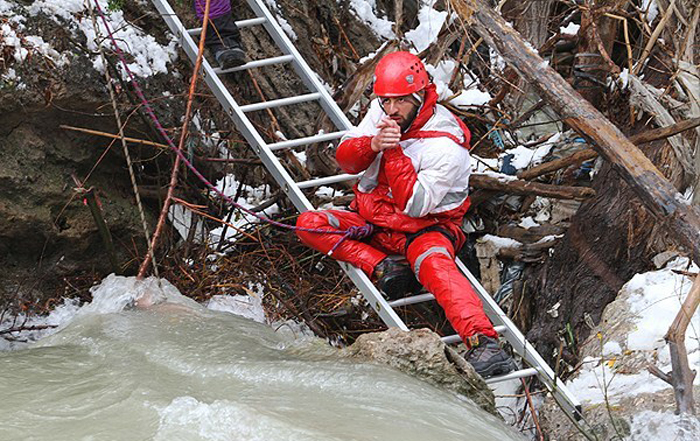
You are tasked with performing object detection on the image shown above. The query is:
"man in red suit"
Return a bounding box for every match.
[296,52,514,378]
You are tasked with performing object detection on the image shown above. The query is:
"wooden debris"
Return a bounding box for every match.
[463,0,700,265]
[517,117,700,181]
[470,174,595,200]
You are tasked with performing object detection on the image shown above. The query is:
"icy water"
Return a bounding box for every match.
[0,276,523,441]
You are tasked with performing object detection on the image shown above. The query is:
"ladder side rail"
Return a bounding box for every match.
[150,0,313,212]
[152,0,580,418]
[244,0,354,132]
[455,258,582,417]
[151,0,406,331]
[340,262,410,330]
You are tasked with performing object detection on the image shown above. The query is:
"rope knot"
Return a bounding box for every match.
[327,223,375,257]
[345,224,375,240]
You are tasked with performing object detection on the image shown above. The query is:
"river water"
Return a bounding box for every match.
[0,275,523,441]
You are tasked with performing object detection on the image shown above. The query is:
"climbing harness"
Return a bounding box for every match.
[99,0,584,419]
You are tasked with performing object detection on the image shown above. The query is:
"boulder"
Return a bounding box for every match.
[343,327,499,416]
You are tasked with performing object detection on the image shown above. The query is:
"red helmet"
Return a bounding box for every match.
[373,51,429,97]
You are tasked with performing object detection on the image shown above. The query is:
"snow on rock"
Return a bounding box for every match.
[348,0,395,40]
[0,0,15,15]
[18,0,178,78]
[518,216,539,229]
[564,256,700,406]
[477,234,522,252]
[502,133,560,171]
[568,357,671,404]
[542,257,700,439]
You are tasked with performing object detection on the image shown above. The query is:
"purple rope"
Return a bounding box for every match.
[92,1,374,252]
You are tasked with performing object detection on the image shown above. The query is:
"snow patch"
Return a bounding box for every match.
[559,23,580,35]
[567,257,700,405]
[25,0,177,78]
[568,358,671,404]
[630,410,700,441]
[0,0,15,15]
[426,59,491,107]
[518,216,539,229]
[404,2,448,52]
[478,234,522,251]
[502,143,552,171]
[209,174,279,245]
[348,0,395,40]
[263,0,297,40]
[624,257,699,353]
[643,0,659,24]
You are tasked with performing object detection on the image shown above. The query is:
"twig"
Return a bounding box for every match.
[89,1,158,278]
[664,269,700,414]
[632,0,677,75]
[0,324,57,335]
[521,378,544,441]
[60,124,168,149]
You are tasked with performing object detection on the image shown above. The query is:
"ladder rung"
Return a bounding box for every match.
[297,174,359,189]
[441,326,507,345]
[494,325,507,334]
[267,131,346,151]
[213,54,295,74]
[388,293,434,308]
[240,93,321,113]
[441,334,462,344]
[485,367,538,385]
[187,17,267,36]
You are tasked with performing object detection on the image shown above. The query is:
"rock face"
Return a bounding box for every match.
[0,2,187,305]
[343,327,499,416]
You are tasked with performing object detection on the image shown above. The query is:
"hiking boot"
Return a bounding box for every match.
[215,46,247,69]
[465,334,515,379]
[205,13,248,69]
[373,257,423,300]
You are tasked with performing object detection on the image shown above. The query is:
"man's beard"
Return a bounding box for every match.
[399,105,420,132]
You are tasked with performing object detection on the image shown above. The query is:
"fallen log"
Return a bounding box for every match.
[470,174,595,200]
[460,0,700,264]
[517,117,700,180]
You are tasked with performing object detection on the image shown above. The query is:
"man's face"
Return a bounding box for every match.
[379,94,421,132]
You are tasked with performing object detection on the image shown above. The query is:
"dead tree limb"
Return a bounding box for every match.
[665,273,700,414]
[518,117,700,180]
[470,174,595,200]
[458,1,700,265]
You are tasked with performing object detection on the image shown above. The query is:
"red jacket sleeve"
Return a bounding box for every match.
[335,136,378,174]
[382,147,418,211]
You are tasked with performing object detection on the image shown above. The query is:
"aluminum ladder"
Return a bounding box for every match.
[150,0,582,419]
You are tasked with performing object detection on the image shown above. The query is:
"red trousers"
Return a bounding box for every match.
[296,210,498,341]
